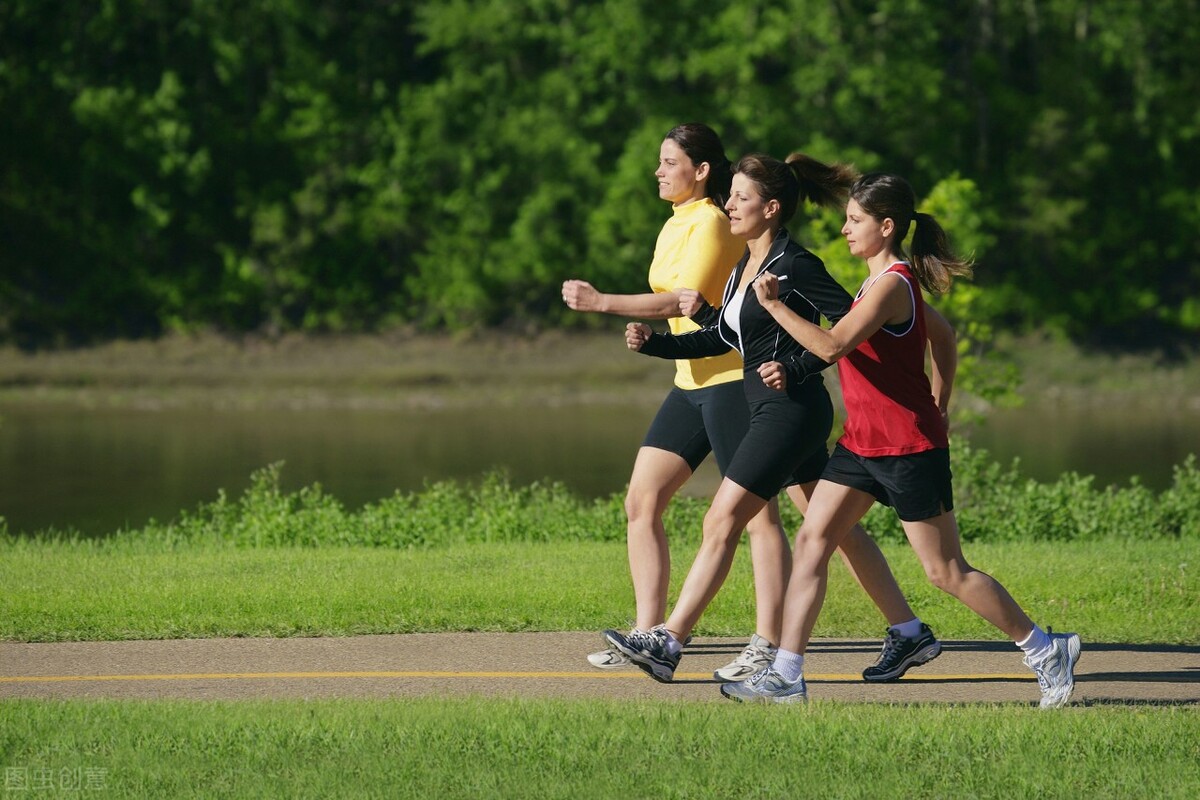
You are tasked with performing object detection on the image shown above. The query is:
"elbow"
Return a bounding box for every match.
[816,341,850,362]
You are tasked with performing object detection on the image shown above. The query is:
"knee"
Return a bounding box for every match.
[789,523,828,572]
[624,486,669,524]
[699,507,741,549]
[743,513,784,541]
[923,560,965,595]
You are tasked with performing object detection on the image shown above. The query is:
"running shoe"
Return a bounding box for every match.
[1025,631,1082,709]
[861,624,943,682]
[588,630,693,669]
[713,634,776,683]
[586,646,632,670]
[720,667,808,704]
[604,625,680,682]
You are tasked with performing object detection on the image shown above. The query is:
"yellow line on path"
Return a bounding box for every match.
[0,671,1034,684]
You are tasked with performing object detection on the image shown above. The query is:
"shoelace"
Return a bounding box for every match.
[738,644,774,665]
[625,628,665,652]
[747,668,775,689]
[874,630,904,666]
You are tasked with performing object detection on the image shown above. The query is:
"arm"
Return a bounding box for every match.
[625,322,732,360]
[774,256,854,384]
[564,216,739,319]
[924,305,957,423]
[753,271,913,362]
[561,280,684,319]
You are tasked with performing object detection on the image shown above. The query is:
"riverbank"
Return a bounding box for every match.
[1,329,1197,412]
[0,329,669,411]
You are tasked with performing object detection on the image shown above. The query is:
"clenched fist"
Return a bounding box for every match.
[752,273,780,305]
[625,322,652,352]
[562,280,602,312]
[677,288,705,317]
[758,360,787,391]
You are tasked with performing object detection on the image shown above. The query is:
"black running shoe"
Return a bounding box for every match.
[604,625,681,682]
[861,624,943,682]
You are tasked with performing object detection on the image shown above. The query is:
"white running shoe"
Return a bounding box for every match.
[720,667,808,704]
[1025,631,1082,709]
[586,647,632,669]
[713,634,776,683]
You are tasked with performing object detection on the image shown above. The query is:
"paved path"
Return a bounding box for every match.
[2,634,1197,705]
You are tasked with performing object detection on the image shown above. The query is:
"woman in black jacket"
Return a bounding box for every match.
[606,153,953,683]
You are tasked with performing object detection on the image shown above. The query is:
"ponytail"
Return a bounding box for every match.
[910,212,973,295]
[784,153,857,211]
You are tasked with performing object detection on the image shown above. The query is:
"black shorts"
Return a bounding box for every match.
[642,382,752,475]
[822,443,955,522]
[723,391,834,501]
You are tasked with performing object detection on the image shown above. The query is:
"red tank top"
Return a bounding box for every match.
[837,263,948,456]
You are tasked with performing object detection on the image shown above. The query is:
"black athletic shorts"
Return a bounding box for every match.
[722,390,834,501]
[822,443,955,522]
[642,382,752,475]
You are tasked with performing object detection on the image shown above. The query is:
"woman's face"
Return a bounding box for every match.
[841,198,888,259]
[725,172,772,239]
[655,138,705,205]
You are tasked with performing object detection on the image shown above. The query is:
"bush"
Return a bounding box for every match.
[20,446,1196,551]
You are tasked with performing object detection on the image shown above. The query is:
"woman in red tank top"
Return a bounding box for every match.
[720,173,1082,709]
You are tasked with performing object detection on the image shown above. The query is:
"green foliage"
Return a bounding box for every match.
[22,448,1189,552]
[2,0,1198,344]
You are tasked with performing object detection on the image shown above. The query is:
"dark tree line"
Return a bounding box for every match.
[2,0,1197,348]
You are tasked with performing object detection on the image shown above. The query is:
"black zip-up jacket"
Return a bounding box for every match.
[640,228,844,403]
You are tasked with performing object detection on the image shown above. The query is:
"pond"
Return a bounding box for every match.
[1,400,1196,537]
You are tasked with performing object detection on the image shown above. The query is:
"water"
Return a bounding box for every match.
[1,401,1196,537]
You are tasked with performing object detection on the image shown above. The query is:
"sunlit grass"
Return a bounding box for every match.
[2,539,1195,644]
[2,699,1197,799]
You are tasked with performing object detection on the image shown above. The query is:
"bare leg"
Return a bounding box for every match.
[743,497,791,644]
[779,481,878,654]
[902,512,1034,641]
[664,478,767,642]
[785,482,916,626]
[624,447,692,631]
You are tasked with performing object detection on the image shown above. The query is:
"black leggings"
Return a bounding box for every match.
[642,382,751,476]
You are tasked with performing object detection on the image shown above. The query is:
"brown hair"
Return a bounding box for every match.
[732,152,857,225]
[850,173,974,294]
[665,123,733,211]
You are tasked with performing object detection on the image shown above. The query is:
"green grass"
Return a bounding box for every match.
[2,539,1195,643]
[2,699,1197,799]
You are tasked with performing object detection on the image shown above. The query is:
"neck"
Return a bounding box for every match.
[745,226,778,262]
[866,246,903,277]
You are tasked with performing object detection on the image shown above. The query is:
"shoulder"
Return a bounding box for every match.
[775,240,827,275]
[878,263,918,292]
[675,198,724,225]
[688,201,731,234]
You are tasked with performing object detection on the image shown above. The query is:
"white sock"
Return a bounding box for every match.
[773,648,805,681]
[1016,625,1053,661]
[890,618,925,639]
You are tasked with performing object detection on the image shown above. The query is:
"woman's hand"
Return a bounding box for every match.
[625,322,652,351]
[759,360,787,391]
[562,280,602,312]
[752,273,780,306]
[677,288,705,317]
